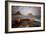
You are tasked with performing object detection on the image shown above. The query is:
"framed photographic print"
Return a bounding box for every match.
[5,1,45,33]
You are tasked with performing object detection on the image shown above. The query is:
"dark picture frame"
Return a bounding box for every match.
[5,1,45,33]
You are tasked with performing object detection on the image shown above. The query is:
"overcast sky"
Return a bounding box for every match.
[12,6,41,16]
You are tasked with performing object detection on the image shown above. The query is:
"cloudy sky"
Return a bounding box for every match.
[12,6,41,16]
